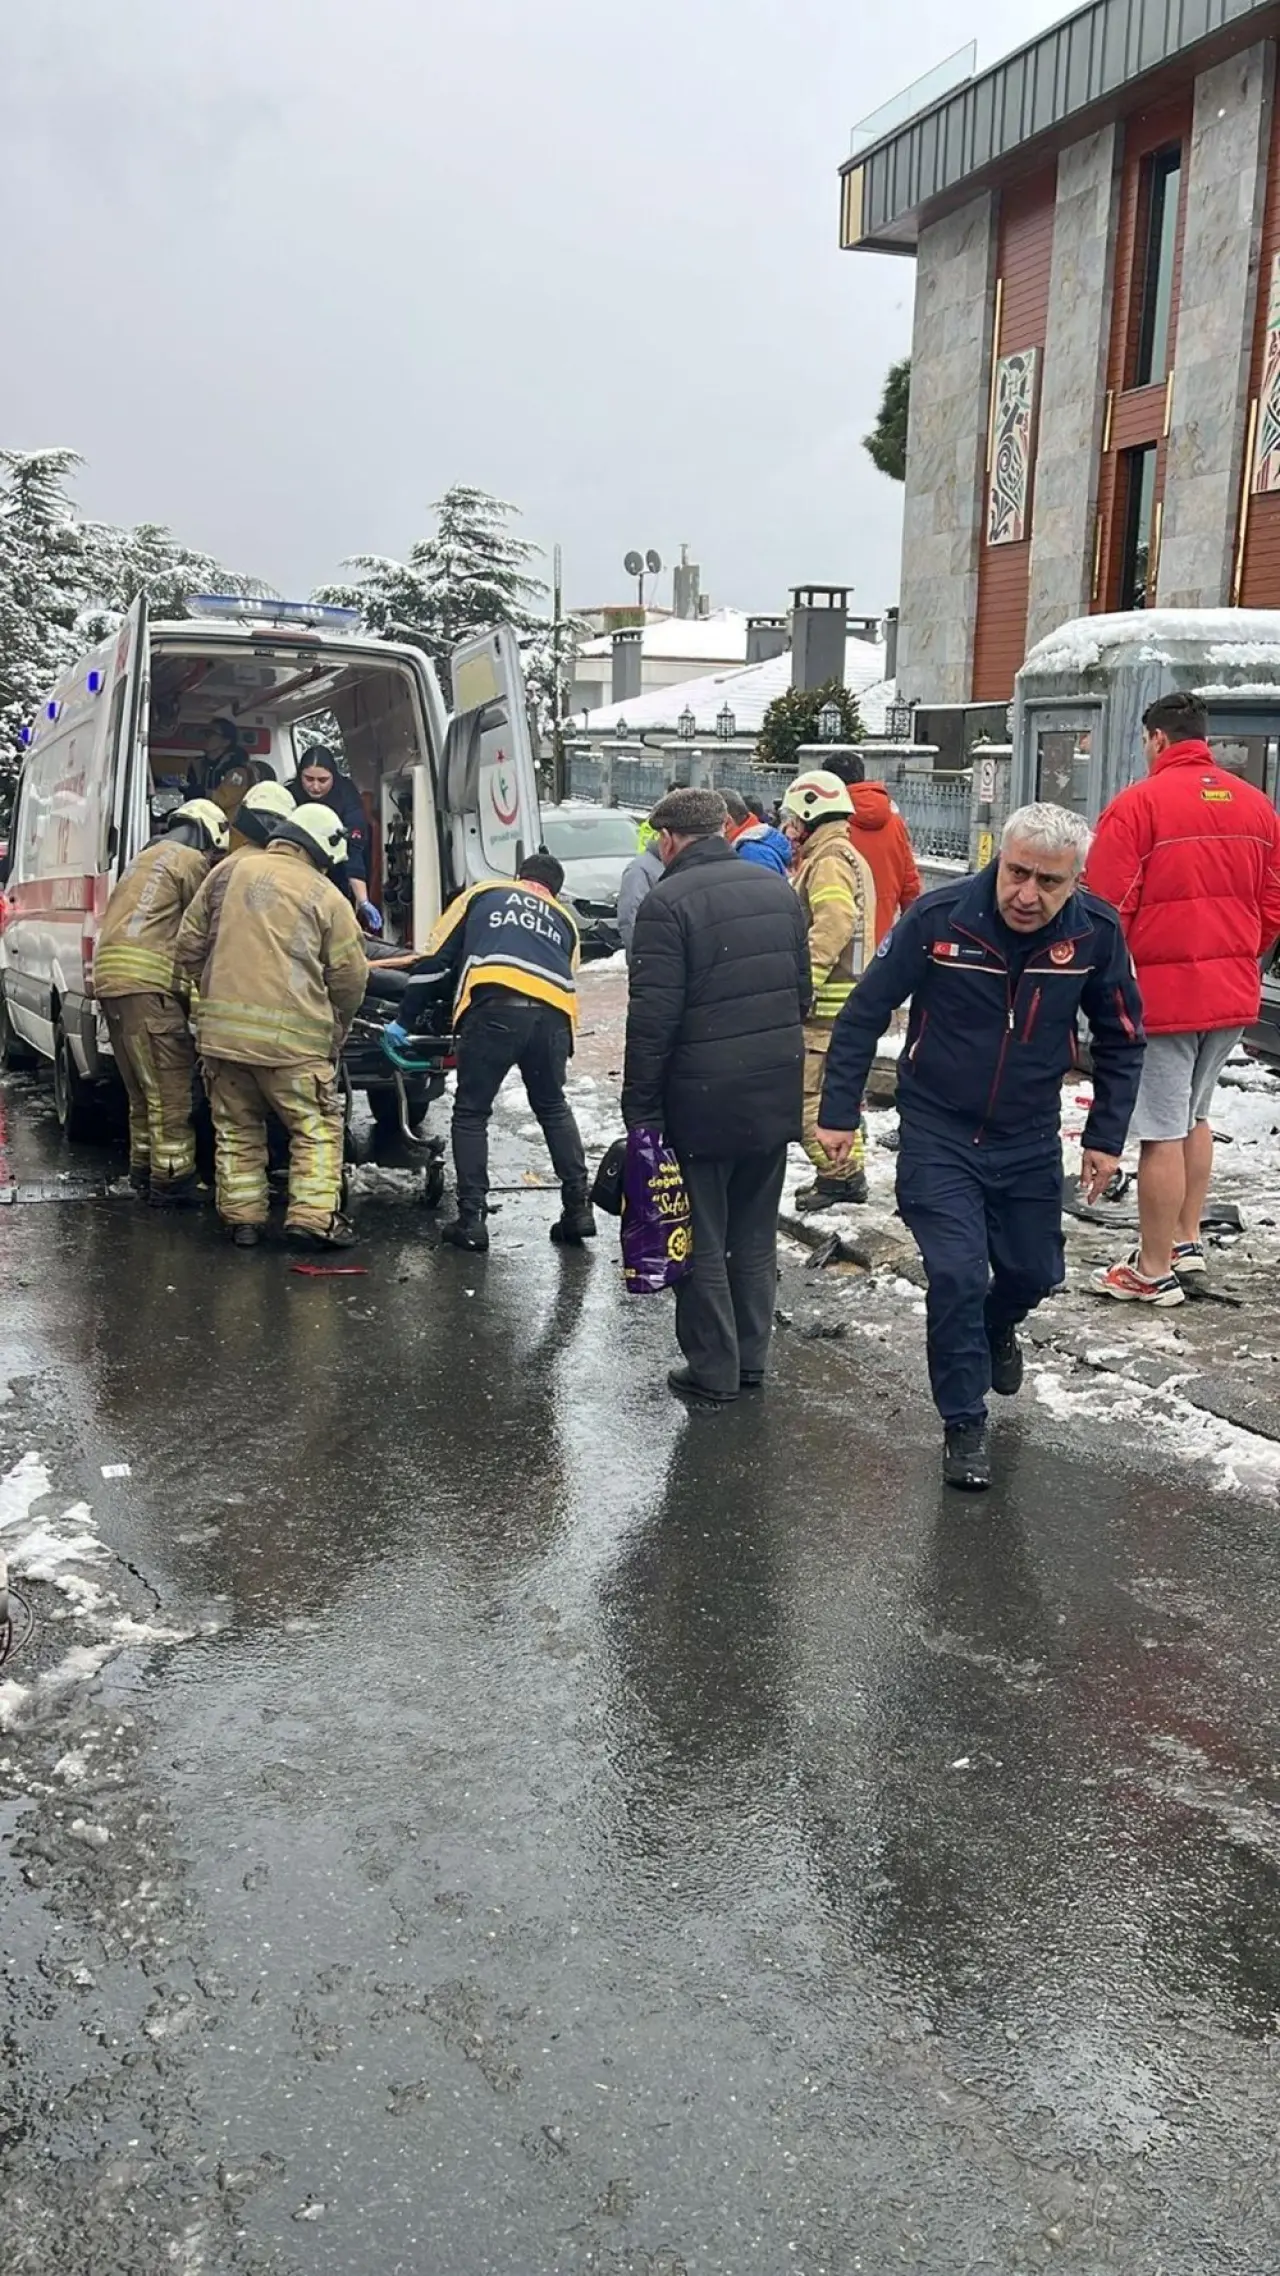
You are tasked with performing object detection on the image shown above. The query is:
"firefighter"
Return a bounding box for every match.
[228,778,296,853]
[173,805,368,1249]
[94,798,230,1204]
[779,770,876,1210]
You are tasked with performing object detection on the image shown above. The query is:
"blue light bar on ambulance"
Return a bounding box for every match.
[188,594,361,631]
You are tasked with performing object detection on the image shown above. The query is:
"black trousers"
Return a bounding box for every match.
[674,1149,789,1398]
[452,996,587,1211]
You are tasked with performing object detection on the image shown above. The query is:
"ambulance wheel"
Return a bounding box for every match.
[52,1020,102,1143]
[0,983,36,1072]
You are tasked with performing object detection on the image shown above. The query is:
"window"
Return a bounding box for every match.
[1134,147,1181,387]
[1120,444,1159,609]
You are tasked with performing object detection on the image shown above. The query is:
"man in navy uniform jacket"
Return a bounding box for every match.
[815,803,1145,1491]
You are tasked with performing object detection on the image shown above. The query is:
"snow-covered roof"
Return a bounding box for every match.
[1023,608,1280,678]
[580,637,891,737]
[575,607,750,663]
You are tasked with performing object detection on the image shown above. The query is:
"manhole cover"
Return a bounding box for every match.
[0,1586,34,1668]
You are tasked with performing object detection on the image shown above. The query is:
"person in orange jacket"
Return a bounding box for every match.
[825,752,921,946]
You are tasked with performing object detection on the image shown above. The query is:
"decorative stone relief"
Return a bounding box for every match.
[987,348,1038,545]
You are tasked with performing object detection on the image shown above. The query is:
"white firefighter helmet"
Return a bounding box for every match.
[239,779,297,822]
[173,799,232,854]
[779,770,855,826]
[280,803,348,871]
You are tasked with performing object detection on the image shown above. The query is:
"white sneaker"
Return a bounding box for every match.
[1172,1240,1207,1276]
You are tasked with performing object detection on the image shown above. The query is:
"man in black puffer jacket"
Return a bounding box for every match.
[622,787,812,1407]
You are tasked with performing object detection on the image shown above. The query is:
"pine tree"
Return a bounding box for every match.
[77,520,270,641]
[863,358,911,483]
[318,484,548,687]
[756,679,865,773]
[0,447,269,819]
[0,450,90,794]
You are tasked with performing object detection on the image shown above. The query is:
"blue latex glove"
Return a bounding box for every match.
[358,900,383,934]
[382,1020,410,1057]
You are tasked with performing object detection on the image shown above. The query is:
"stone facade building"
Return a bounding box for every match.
[841,0,1280,706]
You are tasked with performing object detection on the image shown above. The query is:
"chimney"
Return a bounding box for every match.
[673,544,701,620]
[883,607,899,683]
[611,625,643,704]
[790,585,849,692]
[746,614,788,665]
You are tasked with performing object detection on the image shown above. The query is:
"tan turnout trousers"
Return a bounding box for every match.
[801,1021,866,1183]
[101,993,197,1187]
[203,1057,343,1234]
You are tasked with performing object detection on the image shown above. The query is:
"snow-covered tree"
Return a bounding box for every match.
[0,449,91,789]
[77,520,271,641]
[0,447,269,818]
[318,484,548,688]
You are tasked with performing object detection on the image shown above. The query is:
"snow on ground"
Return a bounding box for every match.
[1032,1365,1280,1497]
[0,1451,199,1732]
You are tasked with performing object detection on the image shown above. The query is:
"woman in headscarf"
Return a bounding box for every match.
[288,745,382,932]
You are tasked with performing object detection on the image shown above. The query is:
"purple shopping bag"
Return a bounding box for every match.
[620,1127,694,1294]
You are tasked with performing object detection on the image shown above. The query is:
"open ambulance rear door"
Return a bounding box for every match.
[442,627,542,890]
[105,592,151,883]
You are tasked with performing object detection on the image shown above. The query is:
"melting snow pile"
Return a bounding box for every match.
[0,1452,194,1730]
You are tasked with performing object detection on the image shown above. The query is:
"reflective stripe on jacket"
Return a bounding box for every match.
[791,819,873,1021]
[173,840,367,1066]
[95,839,211,998]
[402,879,580,1030]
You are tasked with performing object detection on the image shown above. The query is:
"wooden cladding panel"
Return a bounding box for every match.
[1094,95,1191,611]
[972,167,1056,702]
[1238,63,1280,604]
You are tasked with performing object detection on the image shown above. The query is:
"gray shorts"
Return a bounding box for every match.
[1129,1027,1243,1143]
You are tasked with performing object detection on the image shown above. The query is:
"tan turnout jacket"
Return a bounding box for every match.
[173,840,367,1066]
[94,839,211,998]
[791,818,874,1023]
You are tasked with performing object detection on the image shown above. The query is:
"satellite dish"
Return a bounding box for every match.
[623,550,644,578]
[645,549,663,576]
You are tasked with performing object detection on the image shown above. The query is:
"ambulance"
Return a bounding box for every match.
[0,596,541,1138]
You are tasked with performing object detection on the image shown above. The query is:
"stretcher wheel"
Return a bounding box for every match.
[343,1118,374,1167]
[420,1160,447,1210]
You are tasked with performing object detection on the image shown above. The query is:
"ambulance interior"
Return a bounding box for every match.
[144,643,439,945]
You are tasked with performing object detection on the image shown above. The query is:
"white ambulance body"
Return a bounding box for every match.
[0,597,541,1131]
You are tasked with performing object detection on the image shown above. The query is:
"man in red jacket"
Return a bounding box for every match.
[826,752,922,944]
[1086,691,1280,1304]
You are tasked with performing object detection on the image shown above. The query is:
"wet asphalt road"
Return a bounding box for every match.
[2,1070,1280,2276]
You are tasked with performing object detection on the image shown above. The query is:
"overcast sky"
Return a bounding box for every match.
[5,0,1066,621]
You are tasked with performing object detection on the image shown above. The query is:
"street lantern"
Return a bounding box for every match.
[716,703,736,742]
[885,699,914,742]
[614,716,630,741]
[817,698,843,742]
[677,706,696,741]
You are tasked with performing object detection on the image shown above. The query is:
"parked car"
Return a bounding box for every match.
[538,804,642,956]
